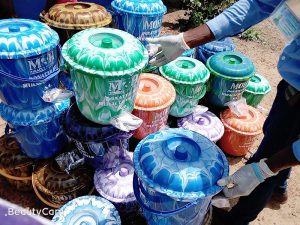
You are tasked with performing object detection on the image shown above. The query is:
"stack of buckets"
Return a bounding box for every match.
[61,27,149,222]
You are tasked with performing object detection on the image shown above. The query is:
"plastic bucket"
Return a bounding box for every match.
[43,2,112,45]
[13,0,47,20]
[62,28,148,125]
[111,0,166,45]
[205,52,255,109]
[196,38,235,63]
[32,160,94,208]
[94,162,140,224]
[0,71,59,110]
[159,57,210,117]
[219,104,265,156]
[1,100,69,159]
[133,128,229,225]
[64,103,133,169]
[133,73,176,140]
[242,74,271,107]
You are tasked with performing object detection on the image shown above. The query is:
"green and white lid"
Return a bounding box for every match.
[245,74,271,94]
[159,57,210,84]
[62,28,149,76]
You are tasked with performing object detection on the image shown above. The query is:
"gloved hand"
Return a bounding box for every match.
[146,33,190,67]
[217,159,278,198]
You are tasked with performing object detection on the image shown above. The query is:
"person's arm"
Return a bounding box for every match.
[266,139,300,173]
[148,0,282,66]
[218,139,300,198]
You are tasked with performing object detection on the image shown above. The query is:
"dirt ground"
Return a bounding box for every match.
[161,9,300,225]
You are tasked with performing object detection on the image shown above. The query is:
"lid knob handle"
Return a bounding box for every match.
[80,222,88,225]
[101,38,113,48]
[251,75,261,83]
[119,167,129,177]
[228,58,236,64]
[142,83,151,92]
[174,145,188,160]
[181,62,189,69]
[74,4,83,9]
[9,26,20,32]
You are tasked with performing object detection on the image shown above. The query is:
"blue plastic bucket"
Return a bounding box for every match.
[111,0,166,45]
[0,19,60,80]
[1,100,70,159]
[197,38,235,63]
[13,0,47,20]
[63,103,133,169]
[133,128,229,225]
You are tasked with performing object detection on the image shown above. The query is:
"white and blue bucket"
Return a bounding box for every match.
[133,128,229,225]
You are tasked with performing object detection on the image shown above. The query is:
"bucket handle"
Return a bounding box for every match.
[133,173,198,216]
[0,45,62,83]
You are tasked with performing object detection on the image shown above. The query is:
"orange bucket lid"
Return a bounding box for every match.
[220,104,265,135]
[134,73,176,111]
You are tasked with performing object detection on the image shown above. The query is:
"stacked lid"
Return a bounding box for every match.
[112,0,167,15]
[244,74,271,94]
[0,19,59,59]
[200,38,235,55]
[0,99,70,126]
[32,160,94,199]
[177,108,224,142]
[62,28,149,76]
[133,128,229,200]
[0,135,32,171]
[94,162,135,203]
[64,103,132,143]
[44,2,112,30]
[52,196,121,225]
[220,104,265,135]
[206,52,255,79]
[134,73,176,111]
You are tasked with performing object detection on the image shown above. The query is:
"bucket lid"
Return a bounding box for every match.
[178,110,224,142]
[0,99,70,127]
[245,74,271,94]
[0,135,33,170]
[206,51,255,79]
[0,19,59,59]
[200,38,235,53]
[134,73,176,111]
[112,0,166,15]
[159,57,210,84]
[64,103,132,143]
[62,28,148,77]
[220,104,265,135]
[94,161,135,203]
[33,160,93,195]
[44,2,112,30]
[133,128,229,200]
[52,196,121,225]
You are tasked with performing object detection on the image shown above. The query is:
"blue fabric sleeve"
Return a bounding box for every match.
[206,0,283,40]
[292,139,300,162]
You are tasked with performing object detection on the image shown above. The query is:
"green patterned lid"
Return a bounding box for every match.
[245,74,271,94]
[62,28,149,76]
[159,57,210,84]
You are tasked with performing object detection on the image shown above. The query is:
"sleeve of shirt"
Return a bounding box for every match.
[206,0,283,40]
[292,139,300,162]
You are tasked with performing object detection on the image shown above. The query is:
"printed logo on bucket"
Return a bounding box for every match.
[108,80,129,96]
[27,50,56,75]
